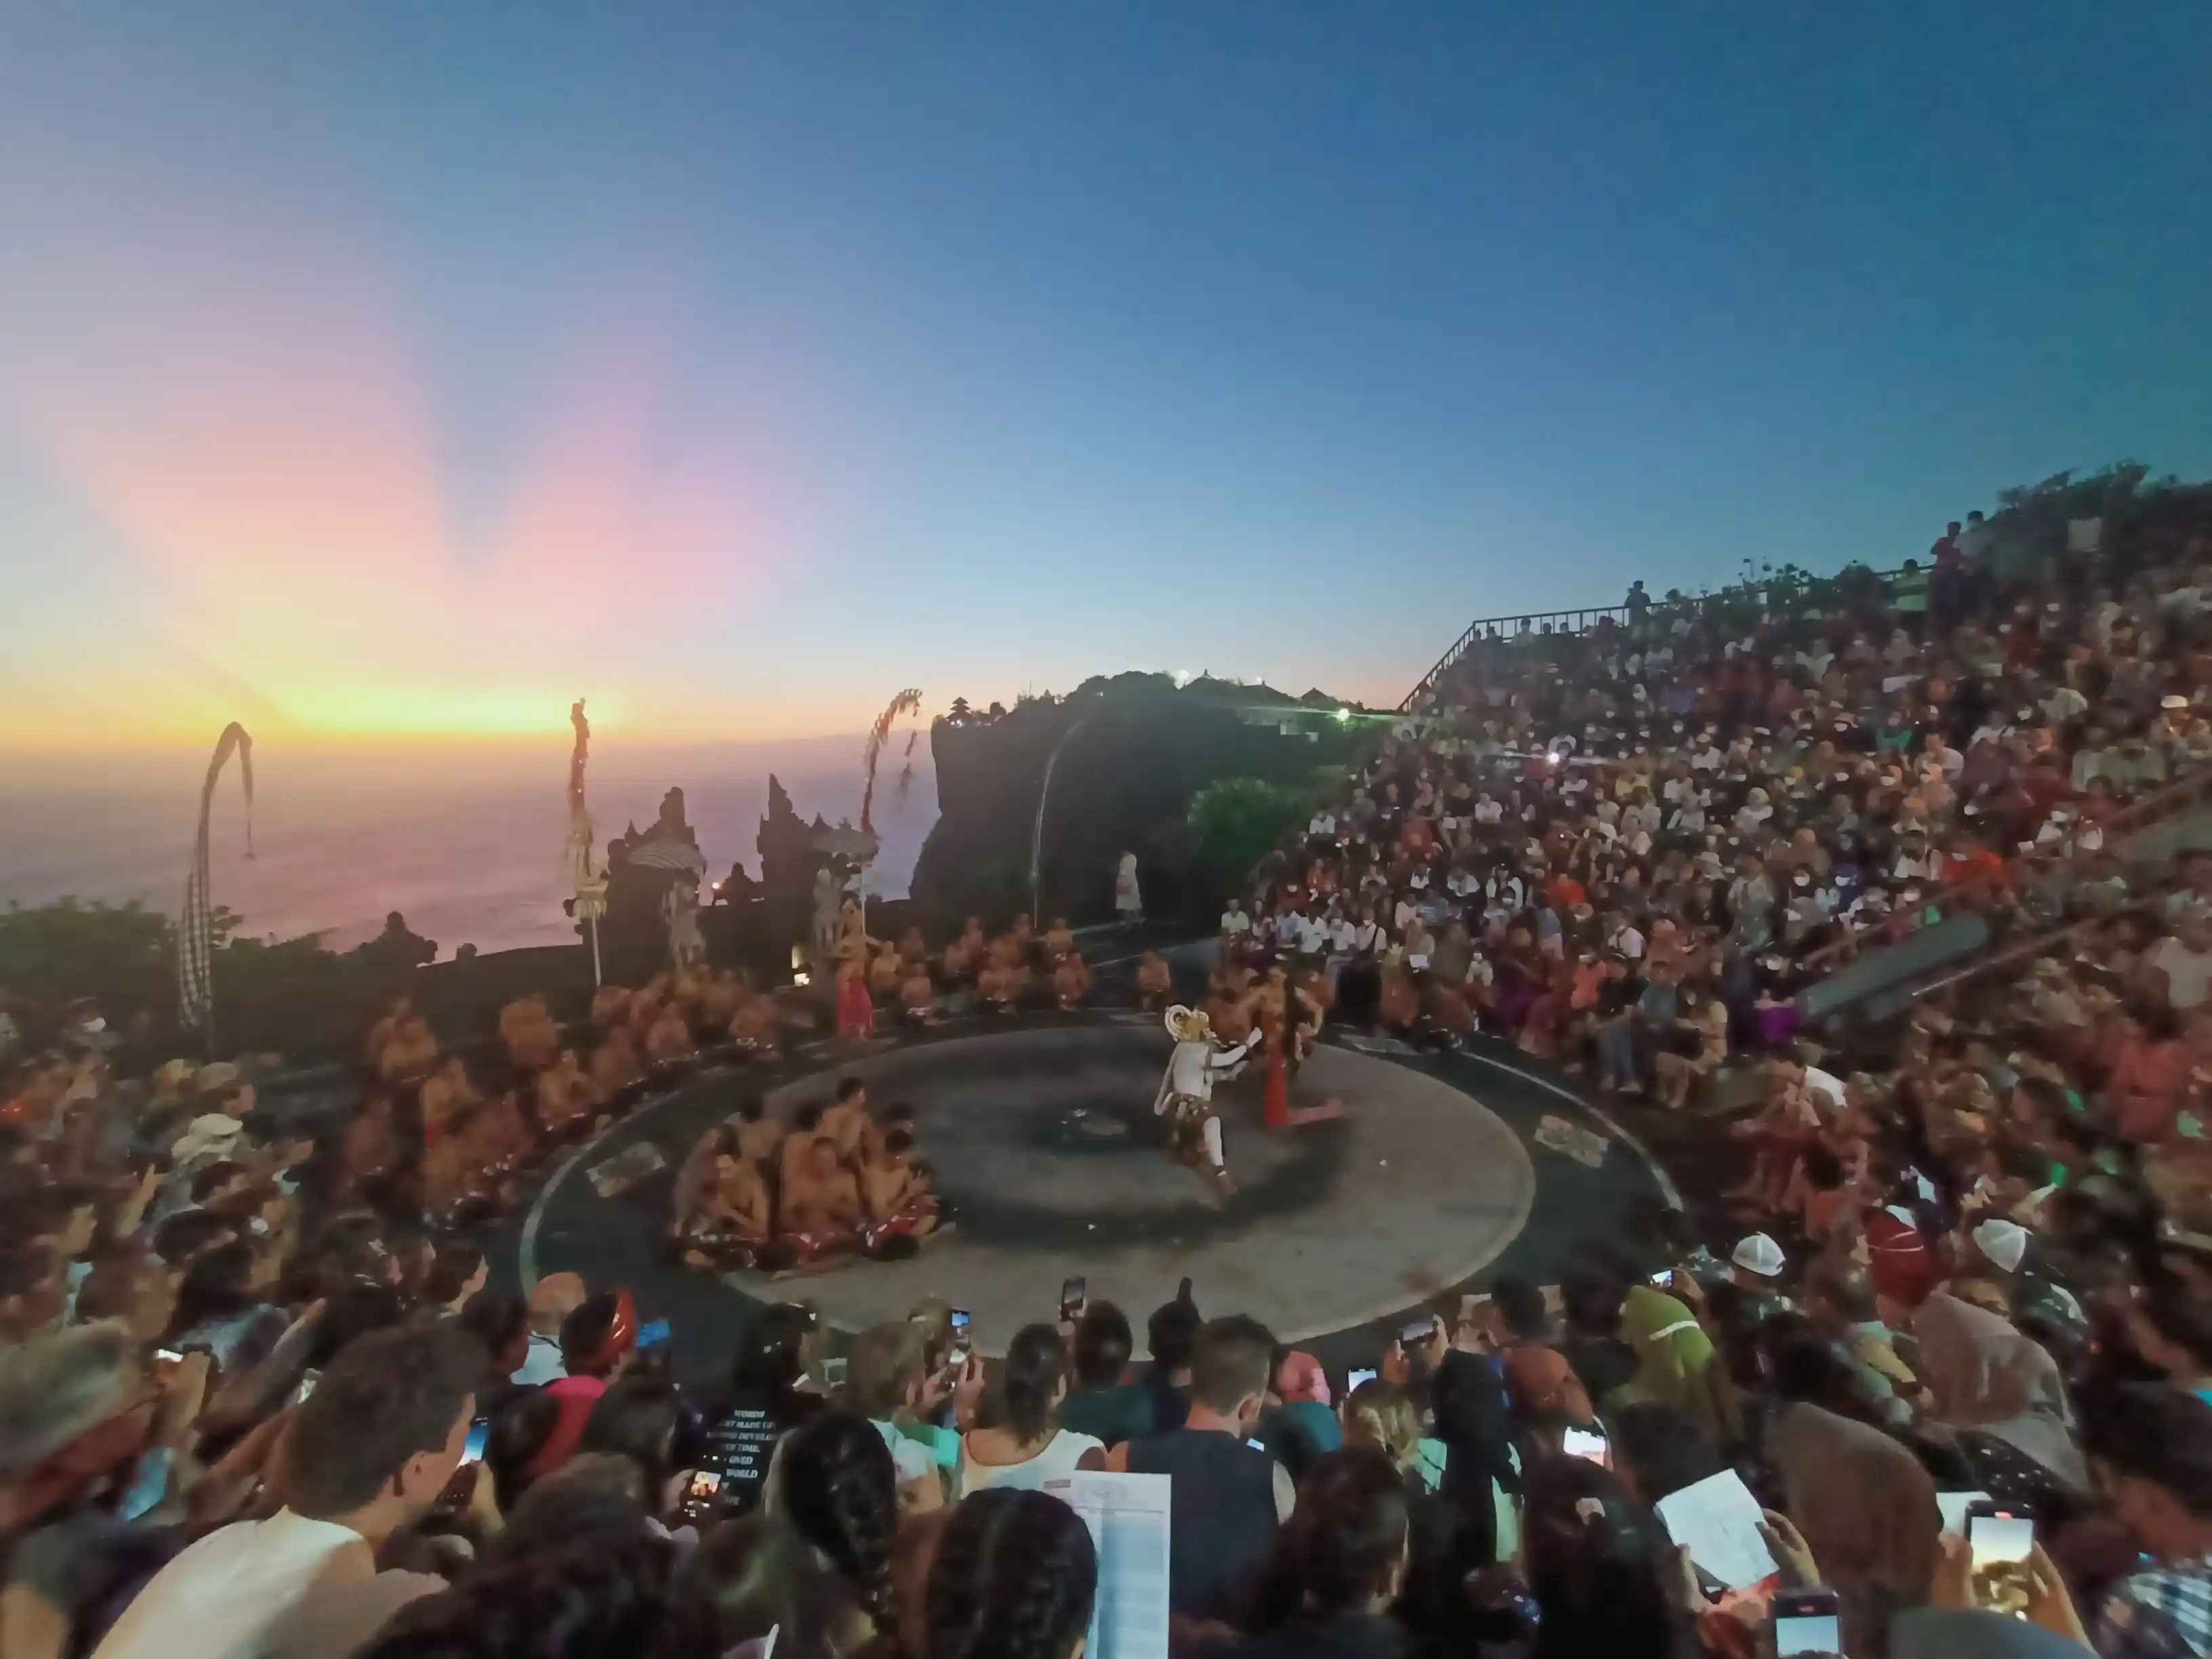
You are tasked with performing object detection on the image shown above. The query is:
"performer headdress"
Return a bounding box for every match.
[1163,1004,1212,1044]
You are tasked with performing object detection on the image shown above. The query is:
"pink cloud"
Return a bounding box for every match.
[0,178,794,741]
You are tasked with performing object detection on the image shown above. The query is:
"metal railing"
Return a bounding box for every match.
[1400,605,1633,711]
[1399,567,1908,712]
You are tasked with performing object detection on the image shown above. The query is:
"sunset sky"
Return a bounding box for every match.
[3,3,2209,759]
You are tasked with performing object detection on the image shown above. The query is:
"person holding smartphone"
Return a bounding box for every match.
[1058,1300,1156,1448]
[2078,1383,2212,1658]
[957,1324,1106,1493]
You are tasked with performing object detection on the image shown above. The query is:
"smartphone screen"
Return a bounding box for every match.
[1967,1507,2034,1567]
[821,1355,848,1388]
[1400,1316,1436,1345]
[1060,1278,1086,1321]
[1460,1292,1490,1321]
[1773,1591,1841,1657]
[681,1468,724,1519]
[1967,1503,2035,1614]
[949,1309,972,1363]
[637,1319,672,1349]
[1347,1368,1378,1392]
[461,1417,489,1465]
[291,1369,321,1408]
[1561,1425,1610,1467]
[1650,1268,1675,1288]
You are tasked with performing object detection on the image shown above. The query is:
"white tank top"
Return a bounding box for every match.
[958,1427,1105,1494]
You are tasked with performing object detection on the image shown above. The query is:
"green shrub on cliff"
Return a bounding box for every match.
[1188,777,1311,884]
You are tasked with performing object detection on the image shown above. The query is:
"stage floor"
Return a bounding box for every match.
[506,1013,1675,1382]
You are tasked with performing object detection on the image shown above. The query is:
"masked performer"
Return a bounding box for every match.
[1151,1005,1250,1198]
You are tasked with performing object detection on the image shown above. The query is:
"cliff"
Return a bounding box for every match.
[909,672,1370,928]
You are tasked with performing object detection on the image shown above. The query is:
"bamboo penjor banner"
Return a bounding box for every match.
[178,722,253,1033]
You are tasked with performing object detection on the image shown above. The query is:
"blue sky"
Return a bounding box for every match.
[1,1,2207,751]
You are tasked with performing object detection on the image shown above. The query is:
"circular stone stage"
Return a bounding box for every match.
[511,1014,1673,1376]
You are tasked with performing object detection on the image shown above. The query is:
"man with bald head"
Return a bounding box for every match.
[514,1271,585,1384]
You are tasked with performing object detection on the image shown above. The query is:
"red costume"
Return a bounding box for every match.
[836,965,875,1041]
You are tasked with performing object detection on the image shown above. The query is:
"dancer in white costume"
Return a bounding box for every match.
[1151,1004,1250,1197]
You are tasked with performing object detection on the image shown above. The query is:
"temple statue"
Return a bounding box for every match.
[663,879,707,969]
[595,787,708,982]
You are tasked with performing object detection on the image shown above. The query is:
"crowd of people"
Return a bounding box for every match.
[671,1078,943,1270]
[1233,514,2212,1099]
[9,496,2212,1659]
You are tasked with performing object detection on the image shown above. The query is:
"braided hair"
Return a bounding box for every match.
[777,1409,900,1633]
[924,1487,1097,1659]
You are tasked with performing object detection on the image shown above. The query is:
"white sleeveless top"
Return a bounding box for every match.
[958,1428,1105,1494]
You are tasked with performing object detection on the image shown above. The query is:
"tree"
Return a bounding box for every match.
[1187,778,1310,883]
[0,897,178,1024]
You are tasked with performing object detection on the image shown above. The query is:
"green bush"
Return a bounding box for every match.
[1188,777,1311,882]
[0,897,178,1023]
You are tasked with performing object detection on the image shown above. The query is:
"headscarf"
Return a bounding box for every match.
[1609,1284,1734,1444]
[1770,1403,1940,1659]
[1912,1290,2086,1491]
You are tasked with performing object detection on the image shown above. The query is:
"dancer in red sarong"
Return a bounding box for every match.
[832,898,877,1043]
[1256,966,1342,1128]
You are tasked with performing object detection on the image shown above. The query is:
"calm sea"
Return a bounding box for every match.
[0,739,938,957]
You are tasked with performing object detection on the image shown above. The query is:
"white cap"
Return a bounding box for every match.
[1973,1218,2030,1274]
[1732,1233,1787,1277]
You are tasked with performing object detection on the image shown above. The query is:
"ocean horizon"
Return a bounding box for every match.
[0,737,939,958]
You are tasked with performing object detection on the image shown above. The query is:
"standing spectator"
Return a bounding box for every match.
[1517,1456,1693,1659]
[922,1487,1097,1659]
[1768,1400,1940,1659]
[1339,1378,1469,1641]
[2147,912,2212,1013]
[773,1411,902,1645]
[92,1323,481,1659]
[514,1272,583,1385]
[455,1292,533,1419]
[1256,1351,1343,1484]
[2084,1385,2212,1659]
[848,1321,954,1513]
[1143,1290,1202,1433]
[1237,1449,1410,1659]
[355,1532,715,1659]
[1110,1315,1292,1626]
[526,1290,638,1482]
[958,1324,1105,1492]
[1057,1301,1155,1448]
[703,1301,825,1518]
